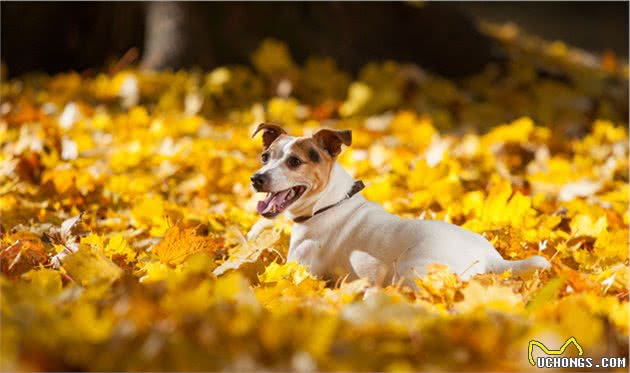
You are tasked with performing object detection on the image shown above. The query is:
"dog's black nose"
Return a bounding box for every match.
[251,173,267,190]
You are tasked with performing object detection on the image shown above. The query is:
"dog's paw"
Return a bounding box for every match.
[246,218,273,241]
[362,286,381,301]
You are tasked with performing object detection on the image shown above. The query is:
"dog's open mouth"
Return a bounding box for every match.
[256,185,307,218]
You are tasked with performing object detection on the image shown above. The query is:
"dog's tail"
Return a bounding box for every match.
[488,255,551,276]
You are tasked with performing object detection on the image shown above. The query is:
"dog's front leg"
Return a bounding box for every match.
[246,217,274,241]
[349,250,390,287]
[287,239,328,278]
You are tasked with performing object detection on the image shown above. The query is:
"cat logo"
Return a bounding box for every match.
[528,337,584,367]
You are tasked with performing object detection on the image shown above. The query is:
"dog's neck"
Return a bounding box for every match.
[287,163,356,219]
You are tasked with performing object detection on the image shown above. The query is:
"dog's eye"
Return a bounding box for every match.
[261,153,270,163]
[286,156,303,168]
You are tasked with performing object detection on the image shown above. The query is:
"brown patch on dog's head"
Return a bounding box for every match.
[287,138,332,196]
[313,129,352,157]
[252,122,287,150]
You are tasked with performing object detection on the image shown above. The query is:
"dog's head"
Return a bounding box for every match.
[250,123,351,218]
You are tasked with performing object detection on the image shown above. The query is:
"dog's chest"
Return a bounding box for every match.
[287,197,400,278]
[288,218,356,277]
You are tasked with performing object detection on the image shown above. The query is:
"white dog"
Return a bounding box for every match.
[250,123,550,287]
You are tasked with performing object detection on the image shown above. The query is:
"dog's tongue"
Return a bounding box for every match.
[256,189,292,214]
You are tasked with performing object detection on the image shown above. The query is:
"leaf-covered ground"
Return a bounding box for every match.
[1,27,629,372]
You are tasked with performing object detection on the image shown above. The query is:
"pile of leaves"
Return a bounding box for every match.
[1,29,628,372]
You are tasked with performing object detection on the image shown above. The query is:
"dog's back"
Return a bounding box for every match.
[292,194,549,285]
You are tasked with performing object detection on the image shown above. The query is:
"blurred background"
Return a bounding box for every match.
[1,1,628,135]
[1,2,627,78]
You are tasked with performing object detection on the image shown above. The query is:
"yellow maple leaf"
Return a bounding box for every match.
[104,233,136,262]
[130,195,171,236]
[570,214,608,237]
[62,245,122,287]
[594,229,628,260]
[258,261,315,285]
[153,224,223,266]
[455,281,524,314]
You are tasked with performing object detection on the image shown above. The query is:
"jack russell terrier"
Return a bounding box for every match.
[250,123,550,287]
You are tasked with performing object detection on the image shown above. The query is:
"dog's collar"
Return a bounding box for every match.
[293,180,365,223]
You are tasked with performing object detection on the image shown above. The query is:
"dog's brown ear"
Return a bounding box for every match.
[313,129,352,157]
[252,123,287,149]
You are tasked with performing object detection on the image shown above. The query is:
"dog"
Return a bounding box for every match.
[250,123,550,287]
